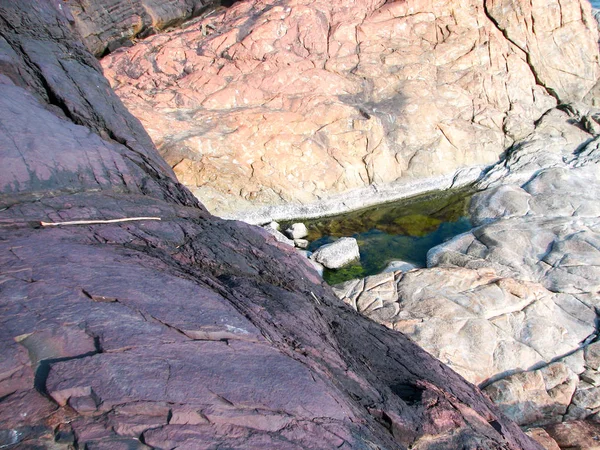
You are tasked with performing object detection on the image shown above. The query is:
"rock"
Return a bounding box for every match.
[293,238,309,249]
[339,101,600,428]
[285,223,308,240]
[0,2,543,448]
[311,237,360,269]
[581,370,600,387]
[483,362,578,426]
[430,127,600,296]
[570,382,600,411]
[383,260,417,273]
[262,222,294,246]
[586,342,600,371]
[335,267,595,386]
[543,420,600,450]
[525,427,561,450]
[308,259,324,277]
[476,105,600,191]
[266,221,280,230]
[484,0,599,102]
[68,0,215,57]
[101,0,598,217]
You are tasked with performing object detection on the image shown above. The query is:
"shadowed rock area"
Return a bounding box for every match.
[67,0,219,57]
[0,1,542,448]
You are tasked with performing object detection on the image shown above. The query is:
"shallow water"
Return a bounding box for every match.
[287,189,474,285]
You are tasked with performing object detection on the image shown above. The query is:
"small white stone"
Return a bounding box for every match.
[294,238,309,249]
[285,223,308,239]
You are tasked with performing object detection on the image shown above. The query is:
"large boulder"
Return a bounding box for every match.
[100,0,599,218]
[311,237,360,269]
[0,1,541,449]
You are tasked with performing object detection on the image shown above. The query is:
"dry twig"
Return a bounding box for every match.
[40,217,161,227]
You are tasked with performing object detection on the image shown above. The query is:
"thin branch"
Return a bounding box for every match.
[40,217,162,227]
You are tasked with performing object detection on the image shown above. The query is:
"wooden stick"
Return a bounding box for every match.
[40,217,161,227]
[310,291,322,305]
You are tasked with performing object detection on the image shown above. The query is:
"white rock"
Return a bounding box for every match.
[294,238,309,249]
[285,222,308,239]
[311,237,360,269]
[382,260,417,273]
[266,221,280,230]
[262,223,294,246]
[484,362,578,425]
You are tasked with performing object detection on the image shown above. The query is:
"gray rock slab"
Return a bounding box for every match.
[311,237,360,269]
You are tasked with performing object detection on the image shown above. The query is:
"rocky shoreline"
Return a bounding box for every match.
[332,103,600,448]
[225,165,483,224]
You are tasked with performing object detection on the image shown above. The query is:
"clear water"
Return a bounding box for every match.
[591,0,600,8]
[286,188,474,285]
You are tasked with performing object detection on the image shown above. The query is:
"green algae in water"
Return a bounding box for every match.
[292,188,474,285]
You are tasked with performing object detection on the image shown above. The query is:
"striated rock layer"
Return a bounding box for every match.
[100,0,599,218]
[0,1,541,448]
[68,0,218,57]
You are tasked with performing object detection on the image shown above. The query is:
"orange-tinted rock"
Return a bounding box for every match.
[101,0,598,217]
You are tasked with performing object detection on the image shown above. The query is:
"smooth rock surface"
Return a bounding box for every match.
[0,1,541,449]
[311,237,360,269]
[285,222,308,240]
[101,0,599,217]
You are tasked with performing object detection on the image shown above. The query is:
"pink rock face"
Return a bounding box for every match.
[100,0,598,216]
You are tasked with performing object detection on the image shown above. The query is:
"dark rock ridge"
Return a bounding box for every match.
[0,1,541,448]
[67,0,220,56]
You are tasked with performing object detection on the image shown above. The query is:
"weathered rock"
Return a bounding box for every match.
[334,267,595,386]
[335,102,600,429]
[484,0,599,102]
[543,420,600,449]
[525,427,561,450]
[586,342,600,371]
[311,237,360,269]
[484,362,579,426]
[101,0,598,217]
[429,111,600,297]
[0,1,541,449]
[68,0,216,56]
